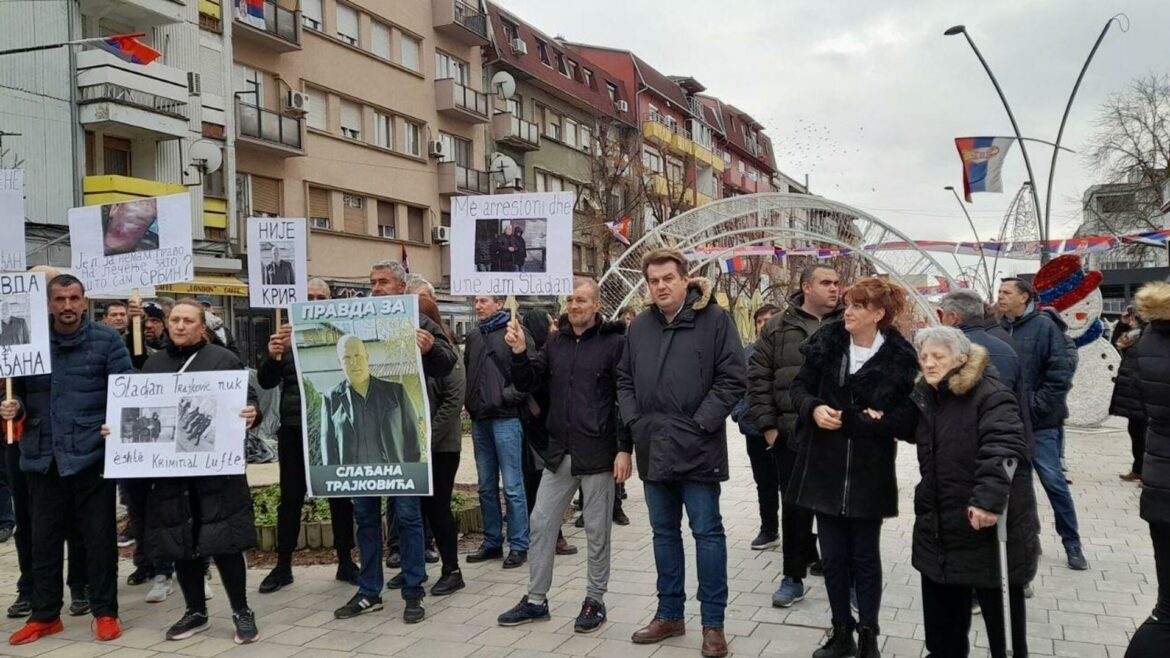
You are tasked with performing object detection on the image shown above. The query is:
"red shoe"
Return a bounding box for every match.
[93,616,122,641]
[9,619,64,645]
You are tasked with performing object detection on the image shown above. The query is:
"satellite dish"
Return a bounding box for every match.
[188,139,223,175]
[489,152,523,189]
[490,71,516,100]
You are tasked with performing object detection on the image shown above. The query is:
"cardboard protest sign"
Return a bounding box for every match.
[0,170,25,272]
[0,273,50,378]
[450,192,574,296]
[289,295,431,497]
[247,217,308,308]
[68,193,194,295]
[103,370,250,478]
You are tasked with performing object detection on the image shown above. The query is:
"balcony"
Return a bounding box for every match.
[435,78,489,123]
[723,168,762,194]
[236,100,304,157]
[79,0,184,27]
[491,112,540,151]
[432,0,490,47]
[439,161,490,195]
[234,0,302,52]
[642,112,724,173]
[76,50,190,140]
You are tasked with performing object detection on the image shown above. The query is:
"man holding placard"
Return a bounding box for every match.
[3,274,132,646]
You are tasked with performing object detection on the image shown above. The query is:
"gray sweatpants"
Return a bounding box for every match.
[527,455,615,604]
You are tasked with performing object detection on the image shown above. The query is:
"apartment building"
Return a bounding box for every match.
[231,0,490,296]
[697,96,776,197]
[482,2,636,276]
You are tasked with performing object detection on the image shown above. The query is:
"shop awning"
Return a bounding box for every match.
[158,275,249,297]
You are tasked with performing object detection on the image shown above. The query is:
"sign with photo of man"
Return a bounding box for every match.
[0,272,50,378]
[0,170,26,272]
[289,294,432,497]
[68,193,194,294]
[450,192,574,296]
[246,217,307,308]
[103,370,250,478]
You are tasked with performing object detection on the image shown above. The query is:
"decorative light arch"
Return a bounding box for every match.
[599,193,957,321]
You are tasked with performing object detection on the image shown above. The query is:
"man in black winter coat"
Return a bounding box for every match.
[997,278,1086,571]
[617,248,745,658]
[495,278,631,633]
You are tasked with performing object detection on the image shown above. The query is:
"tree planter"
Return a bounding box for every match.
[453,503,483,534]
[255,524,277,552]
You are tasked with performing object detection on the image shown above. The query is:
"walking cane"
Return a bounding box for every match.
[997,457,1019,658]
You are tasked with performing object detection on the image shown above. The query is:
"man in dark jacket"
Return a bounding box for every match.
[997,278,1087,570]
[940,290,1020,391]
[496,279,631,634]
[748,265,842,608]
[617,248,745,658]
[733,304,780,550]
[3,275,132,645]
[258,278,357,593]
[464,295,533,569]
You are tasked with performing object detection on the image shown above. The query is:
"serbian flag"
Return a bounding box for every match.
[607,216,631,245]
[95,34,160,65]
[718,256,747,274]
[955,137,1014,202]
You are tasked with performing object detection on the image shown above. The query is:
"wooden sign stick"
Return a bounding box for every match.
[130,288,144,356]
[506,295,520,329]
[275,308,282,330]
[5,378,13,445]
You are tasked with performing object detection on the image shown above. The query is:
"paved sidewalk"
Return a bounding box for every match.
[0,419,1154,657]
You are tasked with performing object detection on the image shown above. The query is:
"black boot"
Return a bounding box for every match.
[812,620,857,658]
[857,626,880,658]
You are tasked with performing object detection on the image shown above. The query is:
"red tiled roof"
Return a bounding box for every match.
[700,95,776,171]
[484,2,634,126]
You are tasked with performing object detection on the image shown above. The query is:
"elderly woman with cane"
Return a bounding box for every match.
[910,326,1040,657]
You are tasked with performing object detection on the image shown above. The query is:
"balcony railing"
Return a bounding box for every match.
[435,78,489,122]
[78,82,187,119]
[440,161,489,195]
[433,0,489,45]
[237,101,302,151]
[235,0,301,50]
[492,112,540,150]
[648,110,691,140]
[452,80,487,116]
[453,0,487,37]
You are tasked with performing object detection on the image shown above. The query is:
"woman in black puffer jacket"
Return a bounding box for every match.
[1109,316,1146,482]
[910,327,1039,658]
[131,299,260,644]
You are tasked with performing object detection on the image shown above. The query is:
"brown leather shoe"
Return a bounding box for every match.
[556,536,578,555]
[631,617,685,644]
[701,626,728,657]
[1120,471,1142,482]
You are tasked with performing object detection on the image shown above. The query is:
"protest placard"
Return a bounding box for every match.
[247,217,308,309]
[289,294,431,497]
[103,370,249,478]
[450,192,574,296]
[68,193,194,295]
[0,273,50,379]
[0,170,25,272]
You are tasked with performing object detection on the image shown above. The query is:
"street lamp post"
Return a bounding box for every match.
[944,185,993,300]
[944,24,1049,262]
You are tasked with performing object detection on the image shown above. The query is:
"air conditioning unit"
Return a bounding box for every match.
[428,139,445,158]
[617,99,629,112]
[187,72,202,96]
[284,90,309,117]
[510,38,528,55]
[431,225,452,243]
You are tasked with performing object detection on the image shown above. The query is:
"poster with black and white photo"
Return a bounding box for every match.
[68,193,194,295]
[247,217,307,308]
[289,295,432,498]
[0,170,25,272]
[0,272,50,378]
[450,192,574,296]
[103,370,249,478]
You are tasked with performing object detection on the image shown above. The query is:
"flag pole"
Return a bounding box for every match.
[0,34,147,58]
[5,378,13,445]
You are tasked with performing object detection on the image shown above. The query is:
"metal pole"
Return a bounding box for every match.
[946,186,993,299]
[1043,16,1125,265]
[946,26,1049,261]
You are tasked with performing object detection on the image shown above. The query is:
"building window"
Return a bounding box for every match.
[737,160,745,173]
[335,4,358,45]
[579,124,593,153]
[400,34,420,71]
[505,97,521,117]
[536,39,550,66]
[566,59,578,81]
[667,157,683,183]
[340,100,361,140]
[248,174,281,216]
[377,200,396,238]
[301,0,322,30]
[583,68,595,89]
[374,112,393,149]
[642,147,663,174]
[407,206,425,242]
[501,19,518,42]
[439,132,471,167]
[308,186,331,229]
[234,63,264,106]
[343,193,365,234]
[404,121,421,156]
[606,82,618,102]
[435,51,469,84]
[563,117,578,148]
[556,53,568,76]
[371,21,391,60]
[538,104,559,140]
[305,87,327,130]
[103,136,132,176]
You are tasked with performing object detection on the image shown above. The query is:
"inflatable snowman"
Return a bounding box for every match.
[1032,255,1121,428]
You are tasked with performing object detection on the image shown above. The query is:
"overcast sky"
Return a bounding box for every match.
[496,0,1169,276]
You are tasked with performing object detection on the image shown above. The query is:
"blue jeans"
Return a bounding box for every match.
[644,480,727,628]
[1033,428,1081,547]
[472,419,528,551]
[353,496,425,600]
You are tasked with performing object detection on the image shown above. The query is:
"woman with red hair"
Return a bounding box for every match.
[788,277,920,658]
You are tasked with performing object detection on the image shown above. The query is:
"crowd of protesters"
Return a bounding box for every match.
[1,250,1167,658]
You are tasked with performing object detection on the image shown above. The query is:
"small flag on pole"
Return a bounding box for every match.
[607,216,631,245]
[95,34,161,65]
[954,137,1014,202]
[718,256,747,274]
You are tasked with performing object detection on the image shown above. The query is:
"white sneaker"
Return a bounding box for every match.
[204,571,214,601]
[146,575,173,603]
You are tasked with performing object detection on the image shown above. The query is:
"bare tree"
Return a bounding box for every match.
[643,150,697,228]
[577,122,646,275]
